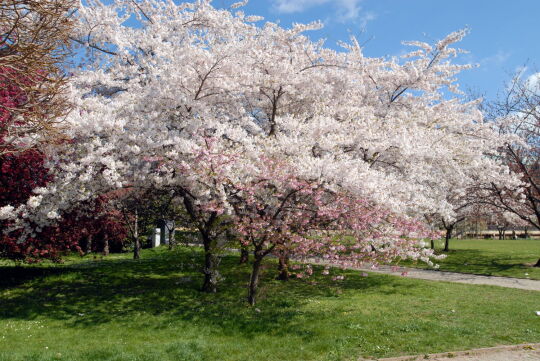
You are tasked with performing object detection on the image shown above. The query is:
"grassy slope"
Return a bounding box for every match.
[401,238,540,280]
[0,247,539,361]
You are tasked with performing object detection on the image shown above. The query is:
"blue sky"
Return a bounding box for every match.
[219,0,540,100]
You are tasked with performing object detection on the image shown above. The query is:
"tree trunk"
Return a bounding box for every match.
[201,233,220,293]
[430,239,435,250]
[276,254,290,281]
[182,196,221,293]
[85,234,93,255]
[534,258,540,267]
[443,225,453,252]
[248,255,263,306]
[133,238,141,259]
[239,246,249,264]
[167,228,175,250]
[102,236,109,256]
[133,209,141,260]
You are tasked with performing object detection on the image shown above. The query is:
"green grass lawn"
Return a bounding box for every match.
[401,238,540,280]
[0,247,539,361]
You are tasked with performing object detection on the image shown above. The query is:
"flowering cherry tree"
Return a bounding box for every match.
[477,72,540,265]
[484,206,527,240]
[0,66,126,261]
[218,154,439,304]
[0,1,517,287]
[63,0,513,216]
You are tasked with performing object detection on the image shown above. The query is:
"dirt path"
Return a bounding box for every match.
[363,343,540,361]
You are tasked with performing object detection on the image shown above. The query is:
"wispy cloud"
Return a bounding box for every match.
[358,11,376,29]
[272,0,372,23]
[274,0,331,14]
[480,50,511,67]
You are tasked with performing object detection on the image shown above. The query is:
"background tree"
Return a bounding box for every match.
[0,0,74,154]
[0,0,130,262]
[482,70,540,266]
[424,190,472,252]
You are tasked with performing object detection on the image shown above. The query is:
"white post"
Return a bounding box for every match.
[151,228,161,248]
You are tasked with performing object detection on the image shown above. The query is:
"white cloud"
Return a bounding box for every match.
[480,50,511,67]
[274,0,330,14]
[526,72,540,91]
[358,11,376,28]
[273,0,371,23]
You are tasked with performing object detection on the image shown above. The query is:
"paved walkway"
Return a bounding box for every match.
[363,343,540,361]
[353,265,540,291]
[198,245,540,291]
[305,258,540,291]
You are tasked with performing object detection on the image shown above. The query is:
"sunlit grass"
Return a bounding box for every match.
[0,246,539,360]
[401,238,540,280]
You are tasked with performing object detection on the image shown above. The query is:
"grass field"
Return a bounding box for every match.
[402,238,540,280]
[0,247,539,361]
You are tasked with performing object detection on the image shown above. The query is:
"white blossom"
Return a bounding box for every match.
[2,0,519,238]
[0,205,15,220]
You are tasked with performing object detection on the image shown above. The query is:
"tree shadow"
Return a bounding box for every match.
[0,248,417,339]
[0,265,67,289]
[429,248,533,276]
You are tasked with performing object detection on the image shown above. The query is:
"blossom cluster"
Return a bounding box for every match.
[1,1,517,268]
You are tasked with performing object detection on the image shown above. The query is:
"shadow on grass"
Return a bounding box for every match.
[0,266,67,289]
[432,248,533,276]
[0,247,413,338]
